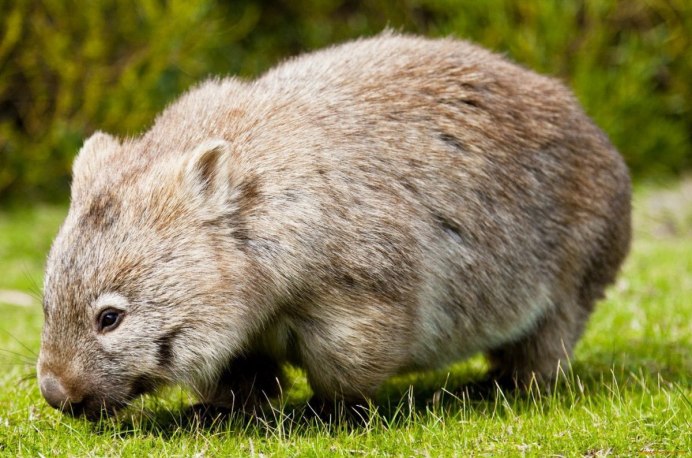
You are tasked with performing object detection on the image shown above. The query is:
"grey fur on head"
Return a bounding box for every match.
[38,31,631,420]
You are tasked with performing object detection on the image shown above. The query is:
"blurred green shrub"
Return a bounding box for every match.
[425,0,692,179]
[0,0,227,200]
[1,0,690,203]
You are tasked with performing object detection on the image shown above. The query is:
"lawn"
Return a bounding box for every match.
[0,180,690,456]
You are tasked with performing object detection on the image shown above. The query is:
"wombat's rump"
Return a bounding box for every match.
[38,32,631,419]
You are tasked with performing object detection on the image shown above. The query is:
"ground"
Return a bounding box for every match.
[0,179,690,456]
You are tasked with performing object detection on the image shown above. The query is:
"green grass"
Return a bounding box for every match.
[1,181,690,456]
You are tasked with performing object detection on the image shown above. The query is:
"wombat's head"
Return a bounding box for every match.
[38,132,250,420]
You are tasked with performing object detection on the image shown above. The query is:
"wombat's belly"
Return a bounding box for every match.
[405,277,553,372]
[259,272,554,376]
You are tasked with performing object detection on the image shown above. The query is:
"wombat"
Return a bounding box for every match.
[37,32,631,420]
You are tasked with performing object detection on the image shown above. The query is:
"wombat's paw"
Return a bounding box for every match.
[190,354,285,424]
[304,396,373,426]
[458,370,554,400]
[451,378,504,401]
[185,402,268,426]
[186,403,238,425]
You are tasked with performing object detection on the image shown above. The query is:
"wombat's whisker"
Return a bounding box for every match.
[18,372,39,384]
[0,329,38,358]
[0,347,36,364]
[21,270,43,302]
[0,363,34,372]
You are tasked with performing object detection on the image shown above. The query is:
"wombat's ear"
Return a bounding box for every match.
[71,131,120,200]
[180,139,232,207]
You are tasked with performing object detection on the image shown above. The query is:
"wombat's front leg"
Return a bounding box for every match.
[195,353,284,417]
[292,293,414,414]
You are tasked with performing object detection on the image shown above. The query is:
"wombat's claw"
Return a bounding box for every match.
[459,370,552,400]
[304,396,372,426]
[186,403,236,425]
[454,379,500,400]
[456,374,521,400]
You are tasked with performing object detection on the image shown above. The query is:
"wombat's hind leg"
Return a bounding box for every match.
[194,353,284,417]
[485,302,589,392]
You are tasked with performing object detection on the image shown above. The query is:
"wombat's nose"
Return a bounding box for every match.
[40,374,83,413]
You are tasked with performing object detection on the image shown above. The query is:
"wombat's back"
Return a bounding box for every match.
[212,33,631,374]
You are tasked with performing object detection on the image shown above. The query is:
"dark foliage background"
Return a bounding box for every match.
[1,0,690,203]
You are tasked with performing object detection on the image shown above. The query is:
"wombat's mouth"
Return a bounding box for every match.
[58,395,127,421]
[45,375,160,421]
[80,375,160,421]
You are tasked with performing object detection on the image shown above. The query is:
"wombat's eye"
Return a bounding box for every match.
[97,309,123,332]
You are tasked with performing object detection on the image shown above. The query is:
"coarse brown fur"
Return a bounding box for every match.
[38,32,631,420]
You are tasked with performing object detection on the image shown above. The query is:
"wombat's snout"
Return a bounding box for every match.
[39,373,90,417]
